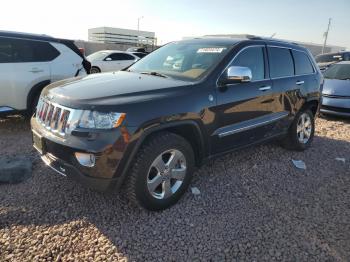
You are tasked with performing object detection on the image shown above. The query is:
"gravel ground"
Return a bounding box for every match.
[0,115,349,261]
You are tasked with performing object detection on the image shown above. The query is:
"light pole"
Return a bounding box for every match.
[322,18,332,54]
[137,16,144,46]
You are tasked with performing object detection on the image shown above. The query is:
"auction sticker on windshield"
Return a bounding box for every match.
[197,47,226,53]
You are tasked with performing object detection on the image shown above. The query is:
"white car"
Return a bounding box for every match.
[87,50,140,73]
[0,31,91,115]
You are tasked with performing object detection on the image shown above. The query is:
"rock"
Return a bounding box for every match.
[0,156,32,183]
[291,159,306,170]
[335,157,346,163]
[191,187,201,195]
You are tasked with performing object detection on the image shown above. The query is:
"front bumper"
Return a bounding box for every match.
[31,117,137,192]
[321,96,350,117]
[41,153,116,191]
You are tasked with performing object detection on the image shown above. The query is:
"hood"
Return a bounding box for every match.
[42,71,193,109]
[322,78,350,97]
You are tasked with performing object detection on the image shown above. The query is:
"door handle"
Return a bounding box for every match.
[259,86,271,91]
[296,80,305,85]
[29,68,44,73]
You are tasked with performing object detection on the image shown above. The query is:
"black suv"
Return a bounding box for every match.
[31,37,322,211]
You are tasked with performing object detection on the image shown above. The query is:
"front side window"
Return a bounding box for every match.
[292,50,314,75]
[128,42,231,81]
[268,47,294,78]
[324,64,350,80]
[229,46,265,81]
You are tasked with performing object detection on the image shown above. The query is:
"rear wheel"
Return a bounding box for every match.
[125,132,195,211]
[90,67,101,74]
[282,109,315,151]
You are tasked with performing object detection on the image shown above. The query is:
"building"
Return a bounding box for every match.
[185,34,346,57]
[88,27,156,48]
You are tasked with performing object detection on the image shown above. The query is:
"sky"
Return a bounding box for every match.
[0,0,349,48]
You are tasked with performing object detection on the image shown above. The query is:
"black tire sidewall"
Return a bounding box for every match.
[133,134,195,211]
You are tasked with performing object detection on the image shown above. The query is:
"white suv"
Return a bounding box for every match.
[87,50,139,73]
[0,31,91,115]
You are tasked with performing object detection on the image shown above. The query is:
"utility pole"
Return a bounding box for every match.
[137,16,144,47]
[322,18,332,54]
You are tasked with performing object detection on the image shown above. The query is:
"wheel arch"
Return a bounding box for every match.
[26,80,51,110]
[301,99,319,116]
[115,120,207,189]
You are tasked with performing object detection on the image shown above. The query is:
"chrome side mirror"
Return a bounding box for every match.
[105,57,112,61]
[222,66,252,84]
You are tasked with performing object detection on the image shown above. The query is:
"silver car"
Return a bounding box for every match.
[321,61,350,117]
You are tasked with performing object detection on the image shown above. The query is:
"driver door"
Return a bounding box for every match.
[211,45,278,154]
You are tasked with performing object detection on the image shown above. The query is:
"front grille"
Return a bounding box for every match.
[36,98,72,136]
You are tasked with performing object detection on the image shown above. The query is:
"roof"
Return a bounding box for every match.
[0,30,73,43]
[178,36,303,50]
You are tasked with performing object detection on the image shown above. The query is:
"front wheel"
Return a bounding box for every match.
[282,109,315,151]
[125,132,195,211]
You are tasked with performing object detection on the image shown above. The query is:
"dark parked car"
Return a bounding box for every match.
[126,47,147,53]
[315,51,350,72]
[31,37,322,211]
[321,61,350,117]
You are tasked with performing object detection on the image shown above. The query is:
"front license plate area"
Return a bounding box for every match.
[32,130,46,155]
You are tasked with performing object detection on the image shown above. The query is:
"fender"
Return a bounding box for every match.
[27,80,51,109]
[113,120,207,189]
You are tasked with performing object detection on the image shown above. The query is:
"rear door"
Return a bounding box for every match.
[291,49,318,99]
[0,37,51,110]
[211,45,278,154]
[267,46,316,127]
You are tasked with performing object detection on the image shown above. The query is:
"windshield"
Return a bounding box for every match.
[315,53,343,63]
[87,51,109,61]
[324,64,350,80]
[128,42,231,81]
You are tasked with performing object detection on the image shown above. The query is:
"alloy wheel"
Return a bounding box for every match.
[147,149,187,199]
[297,113,312,144]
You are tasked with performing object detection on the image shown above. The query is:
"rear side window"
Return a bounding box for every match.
[230,46,265,81]
[108,53,135,61]
[268,47,294,78]
[0,37,59,63]
[292,50,314,75]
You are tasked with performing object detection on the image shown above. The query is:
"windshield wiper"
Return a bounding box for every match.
[140,71,168,78]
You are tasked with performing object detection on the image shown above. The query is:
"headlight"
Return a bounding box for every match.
[78,111,126,129]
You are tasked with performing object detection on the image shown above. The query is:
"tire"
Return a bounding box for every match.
[282,108,315,151]
[23,93,40,119]
[125,132,195,211]
[90,67,101,74]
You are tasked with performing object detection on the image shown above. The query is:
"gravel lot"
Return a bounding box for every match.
[0,115,349,261]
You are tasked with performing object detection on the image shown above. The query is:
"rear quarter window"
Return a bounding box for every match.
[0,37,13,63]
[292,50,314,75]
[267,47,294,78]
[0,37,60,63]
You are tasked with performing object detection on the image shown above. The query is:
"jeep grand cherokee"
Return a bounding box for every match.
[31,37,322,211]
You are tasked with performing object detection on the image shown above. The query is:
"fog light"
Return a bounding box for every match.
[75,152,96,167]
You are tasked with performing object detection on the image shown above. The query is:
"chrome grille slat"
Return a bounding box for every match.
[35,97,76,137]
